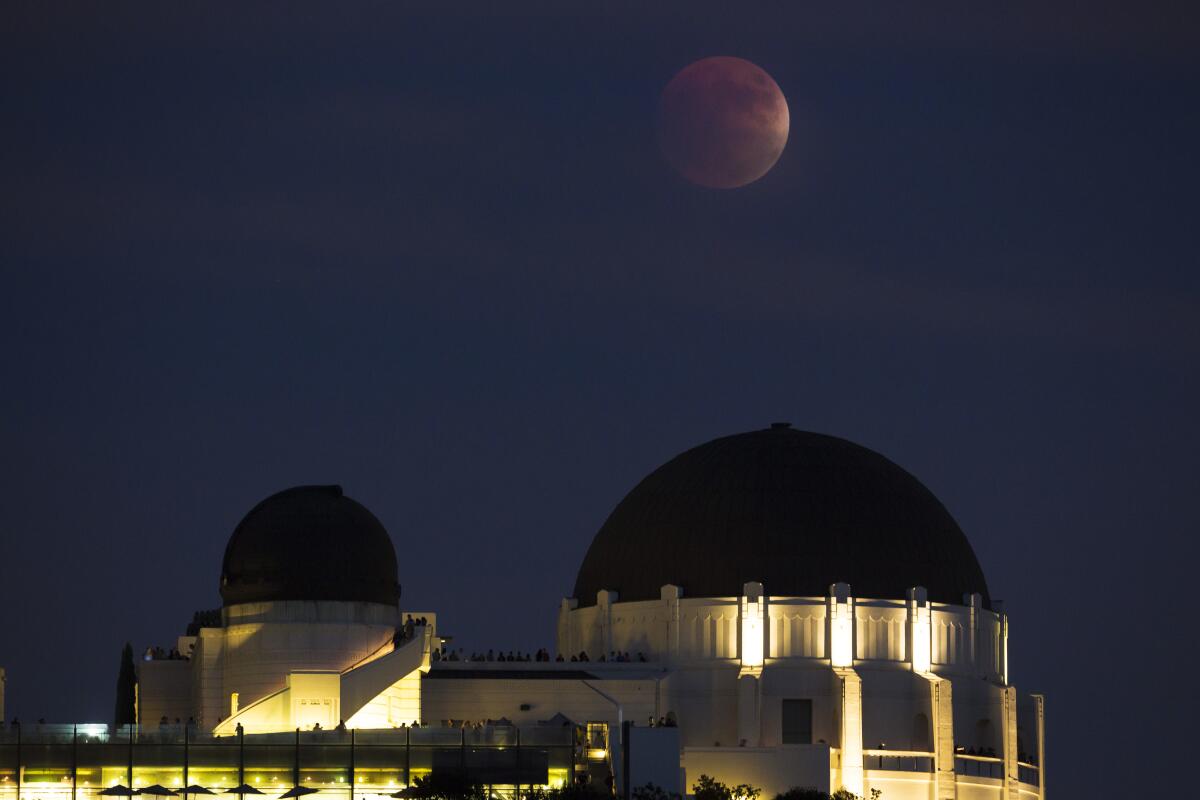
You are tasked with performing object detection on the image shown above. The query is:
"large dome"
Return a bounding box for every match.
[573,425,990,607]
[220,485,400,607]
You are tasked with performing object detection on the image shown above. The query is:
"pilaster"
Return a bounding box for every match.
[661,585,681,663]
[1032,693,1046,800]
[832,667,863,796]
[964,593,982,673]
[597,590,617,658]
[828,583,854,668]
[557,597,578,658]
[1002,686,1020,800]
[907,586,931,672]
[925,675,956,800]
[736,674,761,747]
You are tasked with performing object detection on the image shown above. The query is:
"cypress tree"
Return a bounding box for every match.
[114,641,137,727]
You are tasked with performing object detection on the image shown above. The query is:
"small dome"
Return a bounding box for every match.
[573,426,990,607]
[220,485,399,607]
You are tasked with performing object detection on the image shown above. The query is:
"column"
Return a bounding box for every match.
[597,590,617,659]
[661,585,682,664]
[740,582,766,671]
[832,668,864,796]
[1002,686,1020,800]
[964,593,982,674]
[907,587,931,673]
[736,674,761,747]
[557,598,578,658]
[1032,694,1046,800]
[928,676,956,800]
[828,583,854,668]
[737,582,765,747]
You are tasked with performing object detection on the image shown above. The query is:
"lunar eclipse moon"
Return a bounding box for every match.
[657,56,790,189]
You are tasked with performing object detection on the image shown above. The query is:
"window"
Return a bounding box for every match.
[782,699,812,744]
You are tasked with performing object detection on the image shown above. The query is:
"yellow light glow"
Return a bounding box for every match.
[831,598,853,667]
[741,597,764,669]
[913,605,931,673]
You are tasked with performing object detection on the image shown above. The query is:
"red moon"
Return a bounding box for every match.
[657,56,790,189]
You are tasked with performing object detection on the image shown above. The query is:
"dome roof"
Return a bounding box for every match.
[573,425,990,608]
[220,485,399,607]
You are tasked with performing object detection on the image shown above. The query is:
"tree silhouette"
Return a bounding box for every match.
[114,642,137,727]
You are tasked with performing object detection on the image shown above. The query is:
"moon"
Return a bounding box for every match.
[657,56,790,189]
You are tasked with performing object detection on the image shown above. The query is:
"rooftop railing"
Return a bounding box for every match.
[862,750,934,773]
[0,725,573,748]
[954,755,1003,779]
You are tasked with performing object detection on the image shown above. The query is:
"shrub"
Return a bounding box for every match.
[406,773,487,800]
[773,790,830,800]
[692,775,761,800]
[831,790,881,800]
[631,784,681,800]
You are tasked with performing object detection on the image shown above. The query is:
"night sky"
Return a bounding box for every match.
[2,4,1198,798]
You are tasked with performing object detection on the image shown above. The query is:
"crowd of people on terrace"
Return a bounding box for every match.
[564,650,648,663]
[143,646,189,661]
[393,615,429,645]
[429,648,649,663]
[956,745,999,757]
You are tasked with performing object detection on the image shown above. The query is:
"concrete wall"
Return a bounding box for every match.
[137,660,192,725]
[559,589,1006,684]
[625,726,682,796]
[865,769,938,800]
[682,745,830,797]
[420,666,660,727]
[217,600,396,724]
[554,587,1038,799]
[755,667,838,748]
[858,667,936,751]
[183,600,397,730]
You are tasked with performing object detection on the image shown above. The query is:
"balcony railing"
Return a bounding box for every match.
[955,755,1003,779]
[862,750,934,773]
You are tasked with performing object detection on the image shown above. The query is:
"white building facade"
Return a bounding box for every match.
[127,425,1045,800]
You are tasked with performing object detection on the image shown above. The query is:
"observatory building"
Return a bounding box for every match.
[1,425,1045,800]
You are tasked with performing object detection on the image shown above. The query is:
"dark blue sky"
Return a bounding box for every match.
[2,4,1197,798]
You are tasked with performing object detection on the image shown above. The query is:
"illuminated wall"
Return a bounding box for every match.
[556,583,1040,800]
[0,725,576,800]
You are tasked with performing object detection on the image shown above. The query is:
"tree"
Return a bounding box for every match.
[114,642,137,727]
[692,775,761,800]
[631,784,681,800]
[831,790,881,800]
[406,773,487,800]
[773,790,831,800]
[522,786,610,800]
[774,789,881,800]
